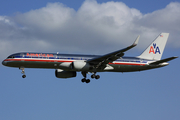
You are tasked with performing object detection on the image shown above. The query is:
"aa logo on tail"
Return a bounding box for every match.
[149,43,161,54]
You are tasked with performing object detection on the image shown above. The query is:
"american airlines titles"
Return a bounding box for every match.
[26,53,54,57]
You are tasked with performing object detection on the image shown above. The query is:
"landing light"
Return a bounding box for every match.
[160,62,169,66]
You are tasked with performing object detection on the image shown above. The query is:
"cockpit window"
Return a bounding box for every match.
[7,56,15,59]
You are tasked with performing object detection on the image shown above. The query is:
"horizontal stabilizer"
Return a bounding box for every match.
[150,56,178,65]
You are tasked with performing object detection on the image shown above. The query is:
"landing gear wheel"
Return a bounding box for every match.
[22,75,26,78]
[91,74,96,79]
[86,79,90,83]
[81,78,86,83]
[95,75,100,79]
[20,67,26,78]
[81,78,90,83]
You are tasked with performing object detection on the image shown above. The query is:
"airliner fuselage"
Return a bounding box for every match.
[2,52,162,72]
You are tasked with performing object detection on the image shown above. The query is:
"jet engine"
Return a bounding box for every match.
[72,61,90,71]
[55,69,76,78]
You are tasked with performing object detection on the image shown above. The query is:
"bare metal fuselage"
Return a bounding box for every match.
[2,52,166,73]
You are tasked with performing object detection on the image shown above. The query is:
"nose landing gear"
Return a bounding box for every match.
[19,67,26,78]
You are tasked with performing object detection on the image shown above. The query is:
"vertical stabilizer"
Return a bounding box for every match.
[138,33,169,60]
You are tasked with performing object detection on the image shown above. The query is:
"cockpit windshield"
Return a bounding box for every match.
[7,55,15,59]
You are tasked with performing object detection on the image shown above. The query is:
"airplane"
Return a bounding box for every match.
[2,33,178,83]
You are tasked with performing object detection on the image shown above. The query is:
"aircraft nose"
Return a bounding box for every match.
[2,60,7,66]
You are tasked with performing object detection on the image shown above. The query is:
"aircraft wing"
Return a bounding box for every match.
[87,35,140,69]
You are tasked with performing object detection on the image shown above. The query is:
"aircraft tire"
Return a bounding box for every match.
[22,75,26,78]
[95,75,100,79]
[91,74,95,79]
[86,79,90,83]
[81,78,86,83]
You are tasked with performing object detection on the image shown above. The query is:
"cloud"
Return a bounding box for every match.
[0,0,180,61]
[15,3,75,31]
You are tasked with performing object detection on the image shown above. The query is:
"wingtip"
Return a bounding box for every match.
[133,35,140,46]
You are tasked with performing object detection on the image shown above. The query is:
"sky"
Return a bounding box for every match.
[0,0,180,120]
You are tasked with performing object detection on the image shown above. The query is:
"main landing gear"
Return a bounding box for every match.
[19,67,26,78]
[81,72,100,83]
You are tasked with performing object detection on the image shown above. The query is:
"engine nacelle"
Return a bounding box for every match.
[72,61,90,71]
[55,69,76,78]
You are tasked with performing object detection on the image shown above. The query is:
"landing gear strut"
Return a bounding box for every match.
[19,67,26,78]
